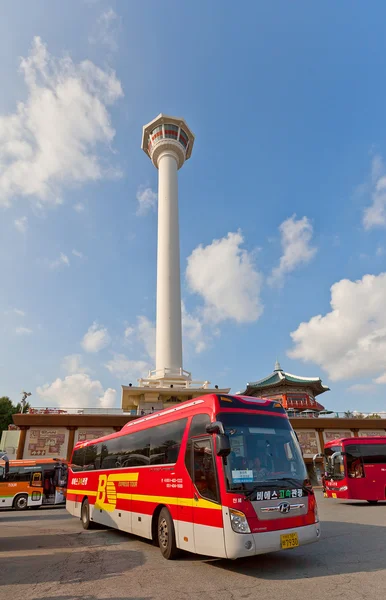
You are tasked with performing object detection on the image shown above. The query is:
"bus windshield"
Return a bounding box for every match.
[218,412,307,491]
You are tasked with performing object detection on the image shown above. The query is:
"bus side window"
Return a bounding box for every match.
[32,472,42,487]
[193,439,219,504]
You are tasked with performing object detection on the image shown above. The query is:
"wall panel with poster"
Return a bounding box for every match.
[24,427,68,458]
[74,428,115,444]
[294,430,321,458]
[358,430,386,437]
[323,430,353,444]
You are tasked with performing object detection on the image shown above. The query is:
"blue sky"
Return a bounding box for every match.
[1,1,386,412]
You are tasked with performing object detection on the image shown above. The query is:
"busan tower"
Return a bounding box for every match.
[121,115,230,413]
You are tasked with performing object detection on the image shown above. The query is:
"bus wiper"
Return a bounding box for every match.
[273,477,311,495]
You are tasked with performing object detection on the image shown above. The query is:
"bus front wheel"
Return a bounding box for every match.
[81,498,95,529]
[157,507,179,560]
[14,494,28,511]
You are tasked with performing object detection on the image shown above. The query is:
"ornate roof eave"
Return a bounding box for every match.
[242,375,330,397]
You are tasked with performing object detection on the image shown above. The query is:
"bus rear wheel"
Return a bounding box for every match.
[81,498,95,529]
[367,500,378,504]
[157,507,179,560]
[14,494,28,511]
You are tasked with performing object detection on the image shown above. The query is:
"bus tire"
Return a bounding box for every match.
[81,498,95,529]
[157,507,179,560]
[14,494,28,511]
[367,500,378,504]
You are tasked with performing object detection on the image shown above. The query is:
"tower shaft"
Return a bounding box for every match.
[156,150,183,376]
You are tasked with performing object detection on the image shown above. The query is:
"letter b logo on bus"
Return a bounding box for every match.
[95,474,116,512]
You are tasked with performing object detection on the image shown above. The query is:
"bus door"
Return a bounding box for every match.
[53,464,67,504]
[190,437,225,557]
[346,443,386,501]
[42,469,55,504]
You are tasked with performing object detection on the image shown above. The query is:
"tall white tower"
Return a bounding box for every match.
[120,115,230,413]
[141,114,195,381]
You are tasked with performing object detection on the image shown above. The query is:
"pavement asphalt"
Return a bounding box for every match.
[0,491,385,600]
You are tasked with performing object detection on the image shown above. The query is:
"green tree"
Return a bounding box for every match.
[0,397,31,433]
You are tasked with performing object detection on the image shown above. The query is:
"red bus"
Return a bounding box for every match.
[319,436,386,504]
[66,394,320,559]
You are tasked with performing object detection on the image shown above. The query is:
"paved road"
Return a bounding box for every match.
[0,492,385,600]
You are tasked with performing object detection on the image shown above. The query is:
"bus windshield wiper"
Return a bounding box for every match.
[273,477,311,495]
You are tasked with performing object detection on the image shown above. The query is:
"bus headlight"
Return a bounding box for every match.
[229,509,251,534]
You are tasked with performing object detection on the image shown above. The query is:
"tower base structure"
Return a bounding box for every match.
[121,369,230,414]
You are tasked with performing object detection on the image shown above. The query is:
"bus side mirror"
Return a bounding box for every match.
[206,421,225,435]
[215,434,231,458]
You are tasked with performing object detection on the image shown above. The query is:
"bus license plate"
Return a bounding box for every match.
[280,533,299,549]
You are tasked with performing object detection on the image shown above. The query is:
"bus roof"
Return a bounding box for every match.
[325,436,386,448]
[73,393,286,451]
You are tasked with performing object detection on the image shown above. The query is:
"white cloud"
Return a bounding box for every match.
[37,373,116,409]
[186,230,263,324]
[14,308,25,317]
[288,272,386,382]
[100,387,116,408]
[49,253,70,269]
[136,316,156,360]
[72,249,84,258]
[74,203,85,212]
[0,36,123,207]
[363,155,386,229]
[14,216,28,233]
[374,373,386,384]
[269,215,317,286]
[182,302,208,354]
[62,354,90,375]
[124,326,135,340]
[105,353,149,380]
[136,185,157,216]
[89,8,121,52]
[347,383,376,394]
[16,326,33,335]
[81,321,110,353]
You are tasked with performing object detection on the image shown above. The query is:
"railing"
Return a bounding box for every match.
[19,407,386,419]
[23,407,164,416]
[288,412,386,419]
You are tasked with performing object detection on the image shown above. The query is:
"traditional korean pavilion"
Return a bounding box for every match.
[239,360,330,413]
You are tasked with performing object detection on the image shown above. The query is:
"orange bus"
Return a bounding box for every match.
[66,394,320,559]
[0,455,67,510]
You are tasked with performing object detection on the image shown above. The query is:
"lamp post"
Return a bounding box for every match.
[20,391,31,414]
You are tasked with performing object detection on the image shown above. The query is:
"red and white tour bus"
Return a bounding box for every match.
[66,394,320,559]
[319,436,386,504]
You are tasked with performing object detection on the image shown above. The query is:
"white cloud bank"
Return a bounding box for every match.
[269,215,317,286]
[186,231,263,324]
[288,272,386,382]
[81,321,111,353]
[37,374,116,409]
[0,36,123,207]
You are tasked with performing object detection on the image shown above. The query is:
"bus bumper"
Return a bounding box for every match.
[224,522,321,559]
